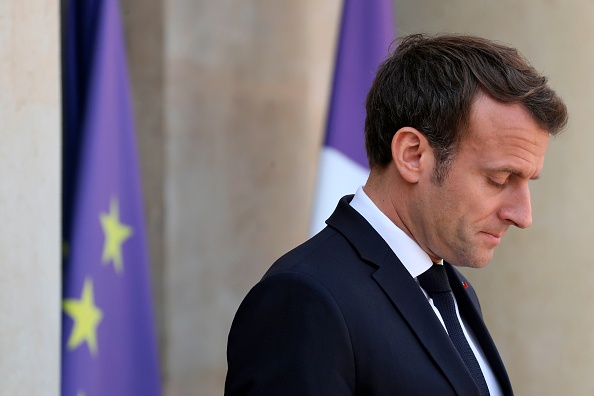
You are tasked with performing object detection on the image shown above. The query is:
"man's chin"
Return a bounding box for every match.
[449,249,494,269]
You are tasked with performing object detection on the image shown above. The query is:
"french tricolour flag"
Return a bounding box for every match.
[310,0,395,235]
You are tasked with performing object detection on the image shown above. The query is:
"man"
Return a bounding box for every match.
[225,34,568,395]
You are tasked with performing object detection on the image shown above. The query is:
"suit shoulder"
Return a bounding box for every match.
[226,268,356,395]
[264,226,358,278]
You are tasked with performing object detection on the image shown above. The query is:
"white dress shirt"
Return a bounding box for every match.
[350,186,502,395]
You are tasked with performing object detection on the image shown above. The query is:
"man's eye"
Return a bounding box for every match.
[488,178,506,187]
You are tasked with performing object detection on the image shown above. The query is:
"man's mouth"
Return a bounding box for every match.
[480,231,503,245]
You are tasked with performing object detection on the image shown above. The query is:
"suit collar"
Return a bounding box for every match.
[326,195,390,266]
[349,186,434,278]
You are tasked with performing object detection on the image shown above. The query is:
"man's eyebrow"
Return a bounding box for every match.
[489,167,540,180]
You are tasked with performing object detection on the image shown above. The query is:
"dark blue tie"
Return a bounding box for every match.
[417,265,490,396]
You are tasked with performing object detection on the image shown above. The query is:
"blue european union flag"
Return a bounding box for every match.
[62,0,162,394]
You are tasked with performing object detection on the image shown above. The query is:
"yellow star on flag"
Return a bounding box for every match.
[100,196,133,273]
[63,278,104,356]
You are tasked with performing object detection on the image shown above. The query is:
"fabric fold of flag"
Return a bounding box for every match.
[310,0,395,235]
[61,0,162,395]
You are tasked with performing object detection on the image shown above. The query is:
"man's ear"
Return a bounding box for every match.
[391,127,433,183]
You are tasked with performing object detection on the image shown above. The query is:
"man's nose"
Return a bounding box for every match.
[500,182,532,229]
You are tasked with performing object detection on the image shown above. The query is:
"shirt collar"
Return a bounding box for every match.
[349,186,439,278]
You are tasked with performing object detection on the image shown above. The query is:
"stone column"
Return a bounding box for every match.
[0,2,61,395]
[161,0,340,394]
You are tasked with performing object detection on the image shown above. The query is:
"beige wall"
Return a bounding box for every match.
[0,1,61,395]
[123,0,594,395]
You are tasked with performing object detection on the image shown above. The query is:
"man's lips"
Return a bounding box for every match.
[485,231,504,238]
[480,231,504,245]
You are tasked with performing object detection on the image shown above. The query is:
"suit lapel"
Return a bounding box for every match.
[327,197,480,395]
[372,257,479,396]
[446,265,514,395]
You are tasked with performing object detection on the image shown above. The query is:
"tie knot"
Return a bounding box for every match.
[417,264,451,295]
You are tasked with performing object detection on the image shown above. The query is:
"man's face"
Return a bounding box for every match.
[411,94,550,268]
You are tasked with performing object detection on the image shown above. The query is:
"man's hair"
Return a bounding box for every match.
[364,33,568,183]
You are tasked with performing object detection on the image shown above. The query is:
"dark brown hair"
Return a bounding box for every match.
[365,33,568,183]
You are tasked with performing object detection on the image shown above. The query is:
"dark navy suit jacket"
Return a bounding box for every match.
[226,196,513,395]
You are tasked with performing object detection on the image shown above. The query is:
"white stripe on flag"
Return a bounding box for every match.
[309,147,369,235]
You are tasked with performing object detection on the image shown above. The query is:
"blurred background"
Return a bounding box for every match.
[2,0,594,395]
